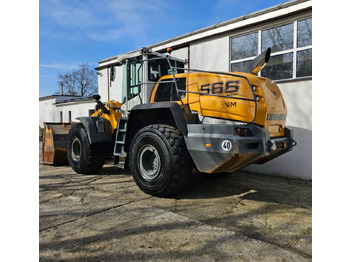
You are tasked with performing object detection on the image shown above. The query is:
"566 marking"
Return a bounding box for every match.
[200,80,240,94]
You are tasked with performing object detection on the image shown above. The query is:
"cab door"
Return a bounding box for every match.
[121,56,142,112]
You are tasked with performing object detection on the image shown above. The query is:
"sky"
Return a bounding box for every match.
[39,0,288,97]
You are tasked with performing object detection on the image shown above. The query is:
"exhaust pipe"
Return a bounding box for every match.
[242,47,271,75]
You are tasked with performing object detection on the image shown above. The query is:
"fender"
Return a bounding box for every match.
[124,102,188,152]
[76,116,113,144]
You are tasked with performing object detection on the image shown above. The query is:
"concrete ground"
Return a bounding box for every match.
[39,144,312,261]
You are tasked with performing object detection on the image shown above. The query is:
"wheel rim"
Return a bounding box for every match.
[71,137,82,162]
[137,144,161,180]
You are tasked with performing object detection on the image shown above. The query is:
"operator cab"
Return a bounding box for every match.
[121,48,186,113]
[148,55,184,82]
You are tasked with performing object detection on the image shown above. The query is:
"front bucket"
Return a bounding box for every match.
[42,122,71,165]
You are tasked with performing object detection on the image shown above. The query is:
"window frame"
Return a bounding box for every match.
[154,77,187,103]
[229,15,312,82]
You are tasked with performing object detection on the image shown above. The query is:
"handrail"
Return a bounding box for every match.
[170,66,258,124]
[133,54,258,125]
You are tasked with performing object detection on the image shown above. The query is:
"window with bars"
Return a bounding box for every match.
[230,17,312,81]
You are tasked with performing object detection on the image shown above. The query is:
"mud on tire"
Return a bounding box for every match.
[67,123,105,174]
[129,124,193,197]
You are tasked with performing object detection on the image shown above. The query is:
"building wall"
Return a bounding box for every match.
[171,47,189,66]
[110,65,124,101]
[190,37,229,71]
[39,97,57,127]
[39,97,96,127]
[98,68,109,102]
[280,80,312,130]
[55,101,96,123]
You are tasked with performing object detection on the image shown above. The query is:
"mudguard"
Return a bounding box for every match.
[76,117,113,144]
[124,102,188,152]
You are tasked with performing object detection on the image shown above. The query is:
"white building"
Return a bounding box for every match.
[39,95,96,127]
[95,0,312,180]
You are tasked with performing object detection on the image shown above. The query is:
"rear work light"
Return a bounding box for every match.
[236,128,253,137]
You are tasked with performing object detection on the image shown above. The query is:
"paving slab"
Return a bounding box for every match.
[39,142,311,261]
[40,202,309,262]
[136,173,312,258]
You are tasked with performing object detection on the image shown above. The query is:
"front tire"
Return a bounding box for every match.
[129,124,193,197]
[67,123,105,174]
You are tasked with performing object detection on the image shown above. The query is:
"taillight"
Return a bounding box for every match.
[236,128,252,137]
[243,129,250,136]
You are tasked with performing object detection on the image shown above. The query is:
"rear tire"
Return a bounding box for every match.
[67,123,105,174]
[129,124,193,197]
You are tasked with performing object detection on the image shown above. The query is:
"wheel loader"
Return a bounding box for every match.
[42,47,296,196]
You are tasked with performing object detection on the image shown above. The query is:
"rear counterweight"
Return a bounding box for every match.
[184,124,295,174]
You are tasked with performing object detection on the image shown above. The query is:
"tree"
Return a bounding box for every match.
[57,63,98,96]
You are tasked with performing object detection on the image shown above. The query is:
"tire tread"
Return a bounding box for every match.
[149,124,192,196]
[67,123,105,174]
[130,124,193,197]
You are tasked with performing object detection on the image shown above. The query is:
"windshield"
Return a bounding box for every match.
[148,57,184,82]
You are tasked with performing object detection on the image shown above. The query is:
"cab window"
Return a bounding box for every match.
[126,56,142,101]
[148,58,184,81]
[154,78,186,102]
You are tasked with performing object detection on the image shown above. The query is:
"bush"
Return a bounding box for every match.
[39,126,44,141]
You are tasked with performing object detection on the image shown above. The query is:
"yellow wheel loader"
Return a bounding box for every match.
[42,47,296,196]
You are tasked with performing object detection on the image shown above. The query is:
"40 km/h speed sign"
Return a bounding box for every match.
[221,140,232,151]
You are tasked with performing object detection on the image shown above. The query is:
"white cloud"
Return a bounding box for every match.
[40,0,171,50]
[40,62,91,70]
[88,28,125,42]
[101,0,166,45]
[41,0,160,44]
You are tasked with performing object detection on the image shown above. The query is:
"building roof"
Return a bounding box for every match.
[39,95,81,102]
[98,0,311,66]
[54,96,95,105]
[39,95,94,104]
